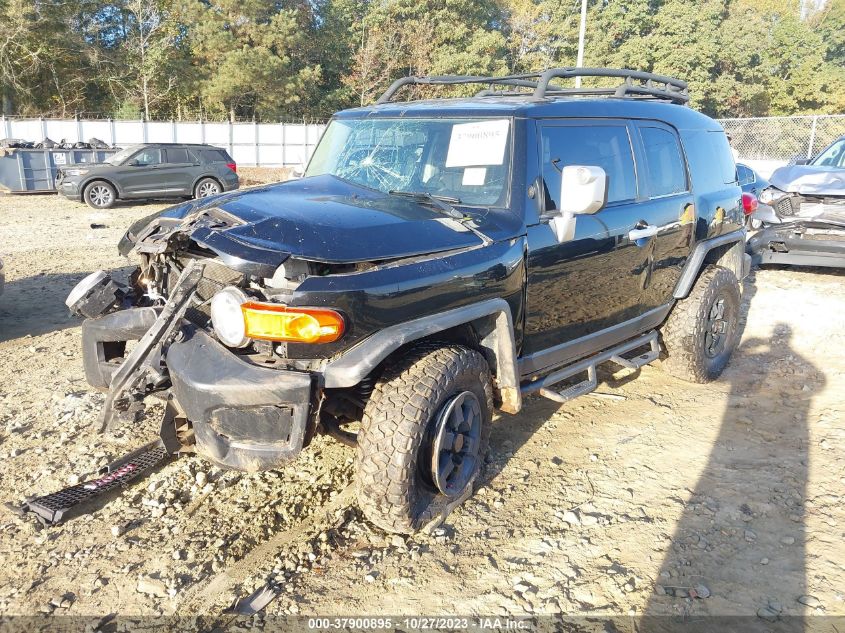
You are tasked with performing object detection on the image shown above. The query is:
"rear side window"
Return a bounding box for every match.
[737,164,754,185]
[165,148,190,163]
[540,124,637,210]
[638,126,687,197]
[201,148,230,163]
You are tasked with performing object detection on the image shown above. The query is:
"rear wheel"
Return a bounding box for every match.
[356,344,493,534]
[83,181,116,209]
[194,177,221,198]
[659,265,741,383]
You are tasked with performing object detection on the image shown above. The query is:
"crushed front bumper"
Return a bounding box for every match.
[82,308,315,472]
[167,327,312,471]
[748,224,845,268]
[57,179,83,200]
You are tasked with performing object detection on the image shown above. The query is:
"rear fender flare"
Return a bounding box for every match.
[673,229,750,299]
[322,298,522,413]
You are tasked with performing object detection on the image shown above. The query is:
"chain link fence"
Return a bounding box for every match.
[718,114,845,162]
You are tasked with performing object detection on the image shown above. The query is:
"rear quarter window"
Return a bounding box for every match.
[201,148,230,163]
[683,130,737,193]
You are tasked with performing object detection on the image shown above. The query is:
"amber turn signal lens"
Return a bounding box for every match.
[241,302,345,344]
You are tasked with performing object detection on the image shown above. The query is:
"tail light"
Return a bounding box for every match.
[226,162,237,173]
[741,192,758,216]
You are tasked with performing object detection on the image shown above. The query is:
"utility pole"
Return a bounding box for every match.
[575,0,588,88]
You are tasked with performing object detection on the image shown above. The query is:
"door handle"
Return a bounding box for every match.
[628,224,659,240]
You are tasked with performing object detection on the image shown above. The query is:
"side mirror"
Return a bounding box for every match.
[560,165,607,215]
[127,159,140,167]
[549,165,607,243]
[793,158,810,165]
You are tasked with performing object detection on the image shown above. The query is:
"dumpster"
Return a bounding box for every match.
[0,148,118,193]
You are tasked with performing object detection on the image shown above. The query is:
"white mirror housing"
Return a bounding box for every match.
[559,165,607,215]
[548,165,607,244]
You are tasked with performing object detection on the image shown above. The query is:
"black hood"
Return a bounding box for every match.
[126,175,522,276]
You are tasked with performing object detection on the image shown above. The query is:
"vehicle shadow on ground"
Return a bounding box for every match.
[0,267,134,342]
[481,270,762,498]
[642,315,822,630]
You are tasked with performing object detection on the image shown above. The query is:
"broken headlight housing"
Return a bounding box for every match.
[65,270,127,318]
[759,187,785,205]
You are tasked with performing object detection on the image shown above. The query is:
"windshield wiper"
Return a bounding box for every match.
[388,190,464,219]
[387,190,492,246]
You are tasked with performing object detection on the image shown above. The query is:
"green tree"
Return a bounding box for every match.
[178,0,322,120]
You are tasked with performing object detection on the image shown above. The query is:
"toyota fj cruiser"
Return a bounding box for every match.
[61,68,749,534]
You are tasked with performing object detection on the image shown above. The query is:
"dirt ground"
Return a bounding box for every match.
[0,190,844,626]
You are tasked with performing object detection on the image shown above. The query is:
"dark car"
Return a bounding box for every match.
[737,163,769,197]
[749,135,845,268]
[54,68,748,534]
[56,143,239,209]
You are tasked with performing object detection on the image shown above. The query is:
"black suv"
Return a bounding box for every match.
[64,69,748,534]
[57,143,239,209]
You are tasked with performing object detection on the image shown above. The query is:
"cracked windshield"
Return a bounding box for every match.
[306,117,512,206]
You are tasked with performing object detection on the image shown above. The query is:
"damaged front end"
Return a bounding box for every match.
[751,168,845,268]
[71,208,329,472]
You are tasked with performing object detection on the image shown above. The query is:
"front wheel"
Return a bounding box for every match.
[356,344,493,534]
[194,177,221,198]
[83,181,116,209]
[659,265,741,383]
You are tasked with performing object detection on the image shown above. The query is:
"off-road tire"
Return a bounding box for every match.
[659,265,741,383]
[83,180,116,209]
[356,344,493,534]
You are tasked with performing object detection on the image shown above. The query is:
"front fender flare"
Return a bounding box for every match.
[322,298,522,414]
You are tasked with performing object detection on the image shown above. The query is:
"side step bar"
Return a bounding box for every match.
[522,330,660,405]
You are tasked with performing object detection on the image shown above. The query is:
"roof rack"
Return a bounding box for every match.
[376,67,689,105]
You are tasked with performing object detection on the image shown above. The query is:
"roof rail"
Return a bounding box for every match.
[376,74,543,105]
[375,67,689,105]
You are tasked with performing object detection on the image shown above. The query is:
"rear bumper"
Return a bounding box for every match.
[221,172,240,191]
[748,225,845,268]
[81,309,315,471]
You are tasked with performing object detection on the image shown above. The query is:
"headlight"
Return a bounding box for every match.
[759,187,784,205]
[210,286,250,348]
[64,168,89,176]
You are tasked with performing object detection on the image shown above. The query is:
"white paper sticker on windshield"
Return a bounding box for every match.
[462,167,486,186]
[445,119,509,167]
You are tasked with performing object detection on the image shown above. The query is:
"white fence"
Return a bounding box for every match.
[0,117,326,168]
